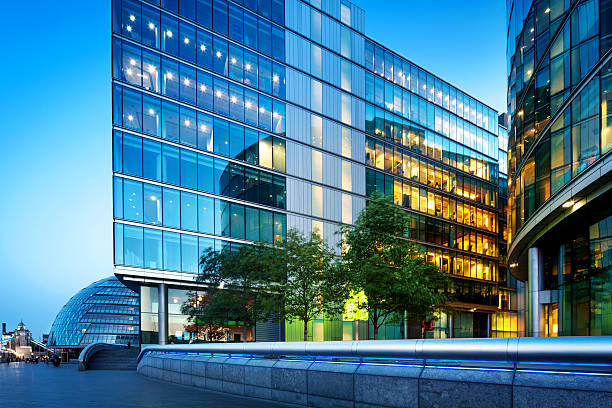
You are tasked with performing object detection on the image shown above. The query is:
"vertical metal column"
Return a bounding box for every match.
[528,247,542,337]
[486,314,491,338]
[557,244,565,336]
[448,314,454,338]
[158,283,167,345]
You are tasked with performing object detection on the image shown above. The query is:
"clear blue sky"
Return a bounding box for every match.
[0,0,506,339]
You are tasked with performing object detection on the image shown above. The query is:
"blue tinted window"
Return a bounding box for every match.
[179,64,197,105]
[244,89,258,126]
[111,37,121,79]
[161,14,179,55]
[258,95,272,131]
[162,144,180,185]
[228,4,243,42]
[213,0,229,36]
[196,29,213,69]
[114,177,123,219]
[143,94,161,136]
[274,213,286,243]
[179,0,196,20]
[196,70,213,111]
[272,63,285,98]
[273,100,285,135]
[113,131,123,172]
[163,188,180,228]
[230,163,245,199]
[161,57,179,99]
[123,133,142,177]
[114,223,124,265]
[143,139,162,181]
[196,0,212,29]
[198,195,214,233]
[258,0,271,18]
[122,42,142,87]
[215,200,231,237]
[244,128,259,164]
[142,4,161,48]
[245,207,259,241]
[122,0,141,41]
[124,225,144,267]
[179,22,196,63]
[229,44,243,82]
[123,87,142,131]
[230,203,245,239]
[244,0,257,11]
[214,158,230,196]
[258,57,272,94]
[243,50,258,87]
[162,0,178,12]
[163,231,181,271]
[271,25,285,61]
[271,0,284,25]
[199,236,214,257]
[197,111,214,151]
[214,117,230,156]
[180,149,197,188]
[181,234,199,273]
[179,105,197,146]
[244,11,258,49]
[162,100,179,141]
[244,167,259,204]
[181,191,198,231]
[258,19,271,56]
[213,36,228,75]
[229,84,245,121]
[197,154,214,192]
[230,123,245,160]
[113,85,122,126]
[124,179,143,222]
[213,77,229,115]
[144,228,163,269]
[259,210,273,244]
[144,184,162,225]
[142,49,161,92]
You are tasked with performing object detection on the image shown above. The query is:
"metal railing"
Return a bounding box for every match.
[137,336,612,370]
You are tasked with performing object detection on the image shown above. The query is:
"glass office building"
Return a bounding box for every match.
[112,0,512,343]
[506,0,612,336]
[48,277,139,350]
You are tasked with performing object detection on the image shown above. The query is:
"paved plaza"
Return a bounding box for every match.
[0,362,292,407]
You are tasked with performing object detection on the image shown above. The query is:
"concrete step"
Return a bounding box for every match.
[87,348,139,370]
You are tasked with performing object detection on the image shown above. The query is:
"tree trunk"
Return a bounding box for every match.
[303,320,308,342]
[373,325,378,340]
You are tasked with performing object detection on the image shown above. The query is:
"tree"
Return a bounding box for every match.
[341,193,450,339]
[273,229,348,341]
[182,244,280,342]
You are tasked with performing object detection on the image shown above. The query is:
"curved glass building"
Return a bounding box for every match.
[48,276,140,348]
[506,0,612,336]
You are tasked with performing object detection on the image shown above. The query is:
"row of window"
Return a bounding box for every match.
[364,38,498,135]
[113,133,286,209]
[365,73,498,158]
[114,37,286,102]
[366,136,498,208]
[115,0,285,63]
[114,177,286,236]
[509,71,611,239]
[80,314,139,324]
[365,105,498,183]
[113,87,287,171]
[114,214,286,272]
[367,169,498,235]
[114,69,285,138]
[87,305,139,315]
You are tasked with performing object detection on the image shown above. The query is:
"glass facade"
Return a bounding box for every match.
[506,0,612,336]
[48,276,139,348]
[113,0,512,341]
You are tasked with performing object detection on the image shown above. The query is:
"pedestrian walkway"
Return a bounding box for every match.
[0,362,292,407]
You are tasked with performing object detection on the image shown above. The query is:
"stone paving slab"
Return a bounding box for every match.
[0,362,293,407]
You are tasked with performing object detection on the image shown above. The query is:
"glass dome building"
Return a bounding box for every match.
[48,276,139,349]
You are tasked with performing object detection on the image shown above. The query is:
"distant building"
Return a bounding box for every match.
[48,276,139,359]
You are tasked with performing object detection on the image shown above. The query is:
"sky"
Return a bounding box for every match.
[0,0,506,339]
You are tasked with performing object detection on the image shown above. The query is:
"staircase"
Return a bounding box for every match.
[85,348,139,370]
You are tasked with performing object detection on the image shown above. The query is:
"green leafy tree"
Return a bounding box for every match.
[182,244,280,342]
[341,193,450,339]
[273,229,348,341]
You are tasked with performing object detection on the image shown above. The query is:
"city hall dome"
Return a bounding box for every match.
[48,276,139,348]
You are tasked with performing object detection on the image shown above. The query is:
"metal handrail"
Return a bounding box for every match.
[137,336,612,366]
[78,343,128,371]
